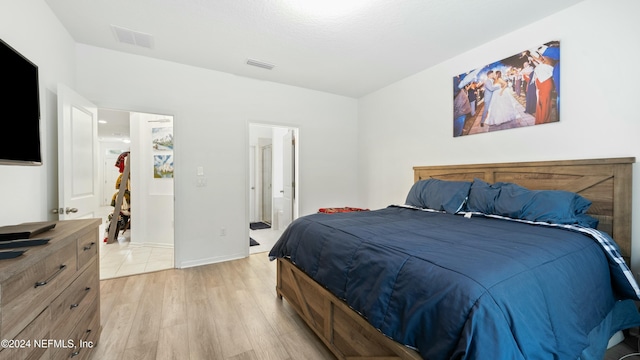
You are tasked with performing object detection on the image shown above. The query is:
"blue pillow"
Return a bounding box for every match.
[494,182,594,225]
[466,178,501,213]
[405,179,471,214]
[575,213,599,228]
[467,179,597,227]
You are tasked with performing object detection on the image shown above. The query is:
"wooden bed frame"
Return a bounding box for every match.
[276,157,635,360]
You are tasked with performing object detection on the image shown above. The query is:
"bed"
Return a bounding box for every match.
[269,157,640,360]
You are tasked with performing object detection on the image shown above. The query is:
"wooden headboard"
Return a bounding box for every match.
[414,157,635,262]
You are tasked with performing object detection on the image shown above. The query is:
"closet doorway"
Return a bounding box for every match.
[97,108,175,279]
[248,123,299,254]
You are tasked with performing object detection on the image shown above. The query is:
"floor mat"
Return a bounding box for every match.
[250,222,271,230]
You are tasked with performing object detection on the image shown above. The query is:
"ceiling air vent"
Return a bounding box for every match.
[111,25,154,49]
[246,58,275,70]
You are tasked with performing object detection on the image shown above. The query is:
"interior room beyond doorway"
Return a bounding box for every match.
[97,108,175,279]
[248,123,299,254]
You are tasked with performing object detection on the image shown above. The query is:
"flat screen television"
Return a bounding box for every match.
[0,38,42,166]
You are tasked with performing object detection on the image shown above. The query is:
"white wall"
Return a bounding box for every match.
[0,0,76,226]
[130,112,174,248]
[358,0,640,272]
[74,45,359,267]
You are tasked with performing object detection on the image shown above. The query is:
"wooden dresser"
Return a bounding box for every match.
[0,219,101,360]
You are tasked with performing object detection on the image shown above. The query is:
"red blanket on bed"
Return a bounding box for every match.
[318,207,369,214]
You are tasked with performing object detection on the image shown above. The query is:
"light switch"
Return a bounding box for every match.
[196,178,207,187]
[197,166,204,176]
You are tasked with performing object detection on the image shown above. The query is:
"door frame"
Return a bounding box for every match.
[260,143,273,224]
[247,122,299,245]
[95,106,177,259]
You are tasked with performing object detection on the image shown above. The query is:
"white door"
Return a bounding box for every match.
[261,145,272,224]
[56,84,99,220]
[281,130,295,228]
[249,146,257,222]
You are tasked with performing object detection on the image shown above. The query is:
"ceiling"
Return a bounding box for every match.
[46,0,584,100]
[97,108,131,141]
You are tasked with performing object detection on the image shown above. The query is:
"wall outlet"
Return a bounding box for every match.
[220,228,226,236]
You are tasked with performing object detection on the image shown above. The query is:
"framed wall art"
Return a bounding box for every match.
[453,40,560,137]
[153,154,174,178]
[152,126,174,150]
[151,126,174,178]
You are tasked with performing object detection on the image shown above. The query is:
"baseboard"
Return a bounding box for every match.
[129,241,174,249]
[177,253,246,269]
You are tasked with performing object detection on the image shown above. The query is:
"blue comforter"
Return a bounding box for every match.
[269,206,640,360]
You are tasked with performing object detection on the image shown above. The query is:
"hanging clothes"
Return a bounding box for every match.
[105,151,132,243]
[115,173,131,191]
[115,151,130,173]
[110,191,130,208]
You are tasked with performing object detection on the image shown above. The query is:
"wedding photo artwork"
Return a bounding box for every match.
[453,40,560,137]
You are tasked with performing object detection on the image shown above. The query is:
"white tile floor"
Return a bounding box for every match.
[97,207,174,280]
[97,207,283,279]
[249,226,283,255]
[99,235,174,279]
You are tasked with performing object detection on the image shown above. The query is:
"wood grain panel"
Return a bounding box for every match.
[1,241,76,341]
[276,258,421,360]
[77,229,98,271]
[0,308,50,360]
[50,258,99,341]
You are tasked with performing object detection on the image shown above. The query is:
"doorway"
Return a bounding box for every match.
[97,108,175,279]
[248,123,299,254]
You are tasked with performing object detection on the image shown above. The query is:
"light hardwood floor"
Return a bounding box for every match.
[91,251,638,360]
[90,252,335,360]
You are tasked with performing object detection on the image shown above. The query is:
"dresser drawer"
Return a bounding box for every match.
[51,297,99,360]
[76,230,98,271]
[50,259,98,340]
[1,241,77,340]
[0,307,50,360]
[75,309,100,360]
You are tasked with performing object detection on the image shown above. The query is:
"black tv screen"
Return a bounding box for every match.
[0,38,42,165]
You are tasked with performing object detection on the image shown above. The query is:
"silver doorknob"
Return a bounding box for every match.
[65,207,79,214]
[52,208,63,214]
